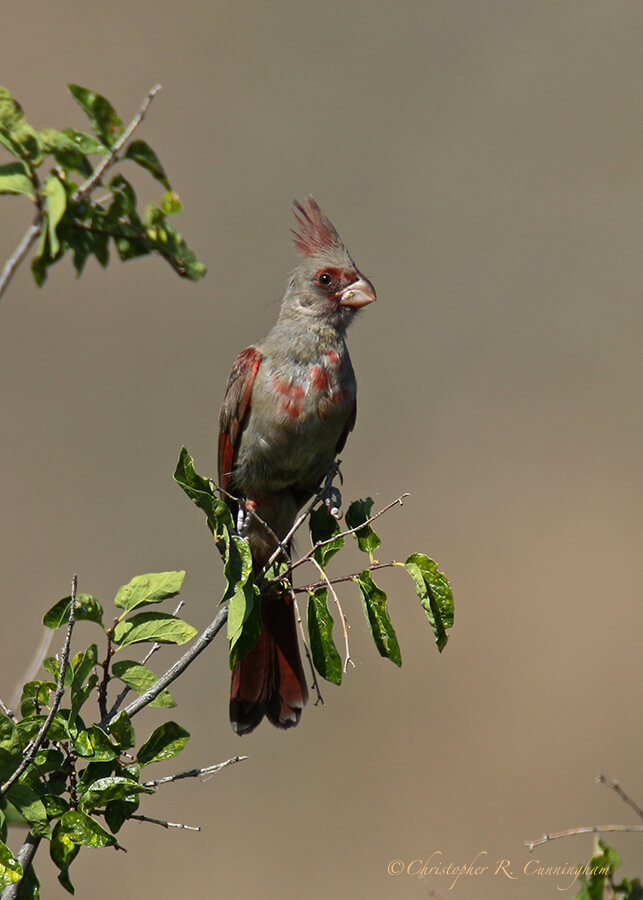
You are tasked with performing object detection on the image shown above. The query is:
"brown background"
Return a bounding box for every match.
[1,2,642,898]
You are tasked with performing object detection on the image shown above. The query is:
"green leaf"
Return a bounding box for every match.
[0,838,22,889]
[111,661,176,708]
[59,810,117,848]
[402,554,454,652]
[73,725,116,761]
[79,776,153,814]
[67,84,123,148]
[173,448,234,546]
[356,570,401,666]
[6,783,50,838]
[0,86,41,163]
[42,655,74,687]
[346,497,381,555]
[20,681,56,717]
[309,505,344,567]
[60,128,107,155]
[224,534,262,670]
[44,173,67,256]
[112,612,197,648]
[70,644,98,721]
[0,161,34,197]
[15,714,69,745]
[137,722,190,767]
[125,139,170,189]
[140,216,207,280]
[0,714,23,783]
[114,571,185,612]
[42,592,103,628]
[307,588,342,684]
[40,128,92,177]
[107,710,136,750]
[104,798,139,834]
[50,822,79,894]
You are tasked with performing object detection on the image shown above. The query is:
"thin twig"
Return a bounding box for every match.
[1,832,41,900]
[525,824,643,851]
[291,590,324,707]
[598,774,643,820]
[72,84,162,204]
[1,575,78,797]
[107,605,228,725]
[142,756,247,788]
[130,814,200,832]
[0,217,42,303]
[294,561,398,595]
[0,697,17,723]
[309,557,353,674]
[286,493,410,579]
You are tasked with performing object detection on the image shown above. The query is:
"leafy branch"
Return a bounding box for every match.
[0,82,205,302]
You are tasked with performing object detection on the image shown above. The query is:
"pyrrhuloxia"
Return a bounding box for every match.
[218,198,376,734]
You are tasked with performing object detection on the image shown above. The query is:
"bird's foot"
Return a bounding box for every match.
[321,459,343,520]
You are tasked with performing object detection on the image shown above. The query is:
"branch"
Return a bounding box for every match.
[130,814,200,832]
[0,216,42,303]
[0,575,77,797]
[525,824,643,851]
[106,604,228,725]
[598,773,643,821]
[72,84,162,204]
[0,833,41,900]
[142,755,246,788]
[294,561,398,595]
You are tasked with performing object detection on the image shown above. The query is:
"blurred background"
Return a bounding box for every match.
[1,1,642,897]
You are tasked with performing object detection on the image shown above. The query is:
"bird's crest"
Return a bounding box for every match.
[292,197,343,257]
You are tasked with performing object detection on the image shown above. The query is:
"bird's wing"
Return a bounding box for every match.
[218,346,263,494]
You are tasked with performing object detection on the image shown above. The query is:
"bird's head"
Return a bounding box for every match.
[281,198,376,331]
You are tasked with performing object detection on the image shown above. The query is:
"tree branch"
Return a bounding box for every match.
[130,814,200,832]
[105,605,228,725]
[142,755,246,788]
[1,832,41,900]
[598,773,643,821]
[525,824,643,851]
[0,575,77,797]
[0,216,42,303]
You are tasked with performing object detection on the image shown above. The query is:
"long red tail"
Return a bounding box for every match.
[229,587,308,735]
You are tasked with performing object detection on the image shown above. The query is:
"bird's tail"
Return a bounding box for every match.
[229,584,308,735]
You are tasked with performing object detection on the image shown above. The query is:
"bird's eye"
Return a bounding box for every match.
[317,272,332,287]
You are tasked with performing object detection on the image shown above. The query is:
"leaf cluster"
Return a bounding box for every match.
[0,572,195,896]
[0,84,205,287]
[573,839,642,900]
[174,448,455,686]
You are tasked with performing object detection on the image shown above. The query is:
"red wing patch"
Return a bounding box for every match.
[218,347,262,493]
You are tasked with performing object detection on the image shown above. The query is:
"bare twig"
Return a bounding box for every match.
[294,561,398,595]
[109,605,228,724]
[291,590,324,707]
[1,575,78,798]
[72,84,162,204]
[143,756,247,788]
[1,832,41,900]
[0,216,42,302]
[598,774,643,821]
[525,824,643,851]
[309,557,353,674]
[131,814,200,832]
[0,697,17,723]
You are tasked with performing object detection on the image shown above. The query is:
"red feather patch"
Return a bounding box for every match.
[218,346,262,493]
[291,197,343,257]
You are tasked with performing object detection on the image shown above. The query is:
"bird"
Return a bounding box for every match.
[218,197,376,734]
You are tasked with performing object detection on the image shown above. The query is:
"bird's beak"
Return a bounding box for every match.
[337,275,377,309]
